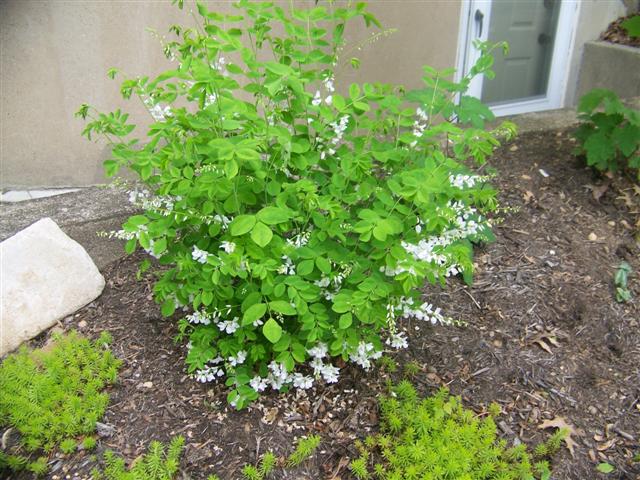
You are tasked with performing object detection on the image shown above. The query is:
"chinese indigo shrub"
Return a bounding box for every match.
[78,0,514,408]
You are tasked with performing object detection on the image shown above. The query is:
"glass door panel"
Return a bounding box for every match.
[481,0,561,105]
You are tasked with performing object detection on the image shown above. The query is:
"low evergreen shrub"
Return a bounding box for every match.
[350,381,555,480]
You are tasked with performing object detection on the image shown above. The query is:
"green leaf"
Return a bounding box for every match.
[612,123,640,157]
[353,101,370,112]
[257,206,292,224]
[263,319,283,343]
[230,215,256,236]
[316,257,331,274]
[152,237,167,255]
[250,222,273,247]
[125,238,136,254]
[202,291,213,306]
[596,463,615,474]
[297,259,315,276]
[264,61,293,76]
[269,300,297,315]
[161,298,175,317]
[235,148,261,161]
[225,159,239,178]
[583,130,616,170]
[338,313,352,329]
[104,160,119,177]
[621,15,640,38]
[577,88,615,113]
[242,303,267,326]
[349,83,361,100]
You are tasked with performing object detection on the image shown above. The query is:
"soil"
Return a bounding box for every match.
[601,14,640,48]
[4,128,640,480]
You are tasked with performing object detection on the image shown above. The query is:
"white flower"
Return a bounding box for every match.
[250,375,268,392]
[292,373,314,390]
[267,361,291,390]
[204,93,217,107]
[286,230,311,248]
[228,350,247,367]
[220,241,236,254]
[148,103,172,122]
[277,255,296,275]
[320,363,339,383]
[314,276,331,288]
[312,90,322,106]
[323,76,335,93]
[192,246,210,264]
[194,365,225,383]
[186,310,211,325]
[217,317,240,334]
[349,342,381,370]
[449,174,482,189]
[324,95,333,106]
[307,342,328,359]
[386,332,408,349]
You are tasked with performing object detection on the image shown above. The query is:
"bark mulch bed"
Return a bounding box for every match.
[6,128,640,479]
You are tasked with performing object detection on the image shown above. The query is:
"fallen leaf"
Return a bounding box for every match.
[534,339,554,354]
[523,190,535,204]
[617,191,634,208]
[530,330,563,353]
[262,407,279,424]
[596,439,616,451]
[585,183,609,202]
[538,416,578,457]
[521,174,532,180]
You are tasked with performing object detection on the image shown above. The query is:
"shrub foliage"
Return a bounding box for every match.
[573,88,640,177]
[78,0,515,408]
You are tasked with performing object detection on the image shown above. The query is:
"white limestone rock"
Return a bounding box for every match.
[1,218,105,355]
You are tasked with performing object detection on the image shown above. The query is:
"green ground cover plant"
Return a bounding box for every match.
[91,436,184,480]
[0,331,120,475]
[573,89,640,178]
[78,0,515,409]
[350,381,559,480]
[614,261,633,302]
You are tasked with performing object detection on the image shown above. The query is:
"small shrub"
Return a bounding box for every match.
[60,438,78,454]
[82,436,98,451]
[91,436,184,480]
[242,452,277,480]
[378,355,398,373]
[614,261,633,302]
[350,381,554,479]
[573,89,640,177]
[78,0,515,409]
[0,331,120,475]
[402,360,421,378]
[286,434,321,467]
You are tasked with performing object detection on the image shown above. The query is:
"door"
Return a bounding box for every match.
[460,0,578,116]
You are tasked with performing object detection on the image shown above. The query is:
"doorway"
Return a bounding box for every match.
[458,0,579,116]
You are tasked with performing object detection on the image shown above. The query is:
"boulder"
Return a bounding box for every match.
[1,218,105,356]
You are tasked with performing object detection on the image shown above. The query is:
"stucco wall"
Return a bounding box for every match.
[0,0,461,189]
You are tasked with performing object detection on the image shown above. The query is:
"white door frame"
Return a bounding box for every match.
[455,0,581,117]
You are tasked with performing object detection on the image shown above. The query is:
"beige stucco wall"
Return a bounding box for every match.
[0,0,461,189]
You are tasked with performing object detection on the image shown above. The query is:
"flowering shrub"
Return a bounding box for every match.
[77,0,514,409]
